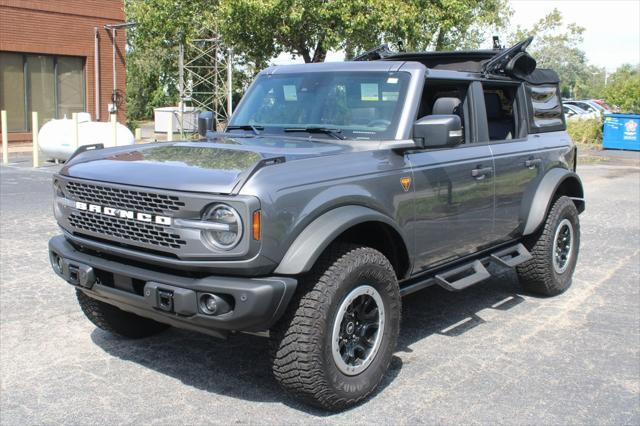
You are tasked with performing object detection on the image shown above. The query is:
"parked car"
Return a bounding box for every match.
[564,103,599,121]
[48,37,584,411]
[565,100,607,118]
[592,99,613,111]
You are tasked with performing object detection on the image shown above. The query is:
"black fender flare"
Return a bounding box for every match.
[274,205,408,275]
[522,168,585,235]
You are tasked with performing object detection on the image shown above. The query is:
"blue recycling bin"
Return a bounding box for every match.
[602,113,640,151]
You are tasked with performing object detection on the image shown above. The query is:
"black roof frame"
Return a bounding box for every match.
[360,38,560,85]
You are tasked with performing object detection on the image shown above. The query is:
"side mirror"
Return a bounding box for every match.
[412,115,462,149]
[198,111,216,138]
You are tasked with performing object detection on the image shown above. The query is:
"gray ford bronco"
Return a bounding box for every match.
[48,38,584,411]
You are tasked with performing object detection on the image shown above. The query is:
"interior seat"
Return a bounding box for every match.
[431,97,464,140]
[484,93,514,140]
[432,97,461,116]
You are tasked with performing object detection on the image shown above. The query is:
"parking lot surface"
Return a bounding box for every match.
[1,158,639,424]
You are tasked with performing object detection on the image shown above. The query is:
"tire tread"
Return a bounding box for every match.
[270,244,399,411]
[76,290,169,338]
[517,196,580,296]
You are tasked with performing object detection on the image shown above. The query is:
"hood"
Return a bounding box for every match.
[61,136,349,194]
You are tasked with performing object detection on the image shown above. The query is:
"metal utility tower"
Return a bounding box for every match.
[180,35,233,127]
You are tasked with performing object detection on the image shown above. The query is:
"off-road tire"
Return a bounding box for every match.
[517,196,580,296]
[270,244,401,411]
[76,290,169,338]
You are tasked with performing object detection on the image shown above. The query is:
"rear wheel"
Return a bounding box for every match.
[76,290,169,338]
[517,196,580,296]
[270,244,401,411]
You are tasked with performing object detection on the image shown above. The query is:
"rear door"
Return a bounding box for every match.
[480,82,541,242]
[408,80,495,273]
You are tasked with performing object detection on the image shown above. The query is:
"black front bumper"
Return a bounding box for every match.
[49,235,297,338]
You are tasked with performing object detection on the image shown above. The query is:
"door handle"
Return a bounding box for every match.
[471,166,493,180]
[525,158,542,169]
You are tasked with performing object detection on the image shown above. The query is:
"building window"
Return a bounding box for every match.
[0,52,85,132]
[57,57,85,119]
[27,55,56,126]
[0,53,25,132]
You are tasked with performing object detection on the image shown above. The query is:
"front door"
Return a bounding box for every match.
[408,80,495,273]
[407,144,495,273]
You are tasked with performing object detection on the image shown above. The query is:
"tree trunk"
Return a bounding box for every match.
[300,47,312,63]
[344,40,355,60]
[312,47,327,62]
[435,27,447,51]
[311,36,327,62]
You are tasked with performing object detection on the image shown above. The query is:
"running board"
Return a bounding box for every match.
[434,260,491,291]
[399,242,532,297]
[489,243,532,268]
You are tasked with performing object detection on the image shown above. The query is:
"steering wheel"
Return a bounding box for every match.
[366,119,391,128]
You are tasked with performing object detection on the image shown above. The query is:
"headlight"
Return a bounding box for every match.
[201,204,243,250]
[53,181,65,197]
[53,181,64,219]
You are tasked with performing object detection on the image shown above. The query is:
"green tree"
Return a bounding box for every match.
[125,0,510,120]
[572,65,606,100]
[218,0,510,64]
[125,47,174,121]
[408,0,511,52]
[604,64,640,113]
[124,0,218,121]
[509,9,605,98]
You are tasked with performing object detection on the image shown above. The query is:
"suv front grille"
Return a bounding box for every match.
[69,210,187,249]
[65,181,186,215]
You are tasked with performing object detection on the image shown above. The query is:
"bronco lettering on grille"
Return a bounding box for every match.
[74,202,172,226]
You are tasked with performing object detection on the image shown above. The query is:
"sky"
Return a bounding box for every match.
[273,0,640,72]
[508,0,640,72]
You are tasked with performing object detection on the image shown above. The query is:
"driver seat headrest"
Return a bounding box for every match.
[432,97,462,115]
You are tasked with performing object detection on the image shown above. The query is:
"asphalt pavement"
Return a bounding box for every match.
[0,156,639,425]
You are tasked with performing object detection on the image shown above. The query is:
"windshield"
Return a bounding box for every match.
[230,71,411,140]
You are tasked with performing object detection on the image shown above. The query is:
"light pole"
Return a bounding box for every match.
[104,22,137,118]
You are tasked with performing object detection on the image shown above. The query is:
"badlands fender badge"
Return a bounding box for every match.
[400,176,412,192]
[74,201,172,226]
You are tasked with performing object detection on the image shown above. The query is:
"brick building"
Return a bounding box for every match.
[0,0,127,143]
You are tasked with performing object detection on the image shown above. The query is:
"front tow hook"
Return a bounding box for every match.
[157,289,174,313]
[76,264,96,289]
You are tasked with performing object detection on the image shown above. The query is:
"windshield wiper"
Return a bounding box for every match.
[283,127,346,140]
[226,124,264,135]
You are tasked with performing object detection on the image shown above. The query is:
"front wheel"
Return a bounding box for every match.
[270,244,401,411]
[517,196,581,296]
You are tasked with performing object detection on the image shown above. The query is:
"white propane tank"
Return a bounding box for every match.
[38,113,135,161]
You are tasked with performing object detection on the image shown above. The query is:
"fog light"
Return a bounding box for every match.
[198,293,234,316]
[50,252,63,274]
[201,294,217,314]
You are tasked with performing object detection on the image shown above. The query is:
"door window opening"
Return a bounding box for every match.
[417,81,471,144]
[482,86,518,141]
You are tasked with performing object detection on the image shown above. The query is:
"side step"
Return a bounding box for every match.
[489,243,532,268]
[399,242,533,296]
[434,260,490,291]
